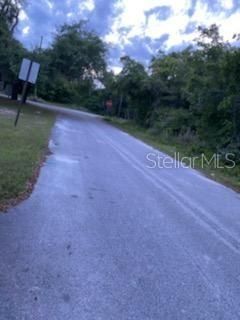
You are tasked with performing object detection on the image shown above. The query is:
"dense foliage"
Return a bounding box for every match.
[103,25,240,161]
[0,0,24,32]
[0,0,26,82]
[35,22,106,105]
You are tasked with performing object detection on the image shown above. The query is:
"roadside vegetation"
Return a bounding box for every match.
[105,117,240,191]
[101,26,240,190]
[0,98,55,210]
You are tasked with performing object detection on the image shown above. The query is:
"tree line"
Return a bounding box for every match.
[103,25,240,162]
[0,0,240,160]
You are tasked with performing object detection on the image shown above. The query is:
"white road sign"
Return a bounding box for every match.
[18,58,40,84]
[28,62,40,84]
[19,58,31,82]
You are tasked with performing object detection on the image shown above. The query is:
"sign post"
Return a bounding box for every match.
[14,58,40,127]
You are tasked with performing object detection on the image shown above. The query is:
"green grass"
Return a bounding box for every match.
[105,117,240,192]
[0,98,55,209]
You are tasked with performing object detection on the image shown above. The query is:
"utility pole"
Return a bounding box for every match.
[39,36,43,51]
[34,36,43,99]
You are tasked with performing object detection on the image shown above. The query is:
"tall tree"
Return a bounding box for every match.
[50,22,106,82]
[117,56,151,124]
[0,0,24,33]
[37,21,107,105]
[0,0,26,82]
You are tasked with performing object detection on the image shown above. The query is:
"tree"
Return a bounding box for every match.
[150,49,191,109]
[50,22,106,82]
[0,0,24,33]
[116,56,151,124]
[0,1,26,82]
[36,21,107,105]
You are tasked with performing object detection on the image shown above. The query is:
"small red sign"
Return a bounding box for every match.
[106,100,113,110]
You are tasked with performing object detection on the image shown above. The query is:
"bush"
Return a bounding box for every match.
[149,108,194,140]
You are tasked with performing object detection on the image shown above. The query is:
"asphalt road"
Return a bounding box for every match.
[1,105,240,319]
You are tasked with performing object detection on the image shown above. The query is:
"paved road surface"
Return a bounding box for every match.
[1,105,240,319]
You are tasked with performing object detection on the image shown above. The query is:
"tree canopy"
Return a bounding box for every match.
[32,22,107,105]
[0,0,24,33]
[0,0,26,81]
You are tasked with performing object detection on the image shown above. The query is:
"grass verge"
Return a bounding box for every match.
[105,117,240,192]
[0,98,55,211]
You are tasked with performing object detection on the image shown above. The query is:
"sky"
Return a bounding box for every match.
[17,0,240,73]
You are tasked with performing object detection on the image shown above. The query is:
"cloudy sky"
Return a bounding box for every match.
[17,0,240,72]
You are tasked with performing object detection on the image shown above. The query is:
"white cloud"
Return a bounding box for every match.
[105,0,240,54]
[45,0,54,10]
[22,26,30,35]
[220,11,240,40]
[79,0,95,13]
[19,10,28,21]
[191,1,240,43]
[110,66,122,74]
[220,0,234,10]
[104,0,192,50]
